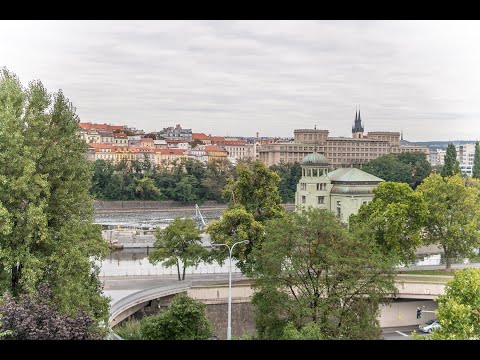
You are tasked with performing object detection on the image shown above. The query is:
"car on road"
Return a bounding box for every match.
[419,319,441,333]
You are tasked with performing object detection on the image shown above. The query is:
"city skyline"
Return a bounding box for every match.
[2,20,480,141]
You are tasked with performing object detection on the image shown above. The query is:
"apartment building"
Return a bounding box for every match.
[429,149,446,166]
[157,124,192,140]
[223,140,255,164]
[259,110,429,168]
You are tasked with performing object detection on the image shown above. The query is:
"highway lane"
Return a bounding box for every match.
[382,326,431,340]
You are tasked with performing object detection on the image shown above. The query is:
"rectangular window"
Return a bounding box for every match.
[302,196,306,204]
[317,196,325,204]
[301,183,306,191]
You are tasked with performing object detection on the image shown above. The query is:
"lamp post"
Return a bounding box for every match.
[211,240,249,340]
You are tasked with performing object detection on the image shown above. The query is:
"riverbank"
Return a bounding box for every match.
[94,200,227,213]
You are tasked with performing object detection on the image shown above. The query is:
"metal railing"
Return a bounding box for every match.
[109,281,192,326]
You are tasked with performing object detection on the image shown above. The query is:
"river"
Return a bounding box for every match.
[94,209,478,276]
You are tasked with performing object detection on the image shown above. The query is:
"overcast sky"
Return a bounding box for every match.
[1,20,479,141]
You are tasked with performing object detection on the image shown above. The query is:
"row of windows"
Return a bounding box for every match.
[300,182,327,190]
[302,168,328,177]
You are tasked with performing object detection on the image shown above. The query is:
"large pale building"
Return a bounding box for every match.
[295,152,384,224]
[259,110,429,168]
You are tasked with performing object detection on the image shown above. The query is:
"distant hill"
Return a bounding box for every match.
[413,140,478,149]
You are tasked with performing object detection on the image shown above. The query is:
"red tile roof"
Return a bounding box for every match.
[204,145,227,153]
[155,149,187,155]
[80,122,125,131]
[166,139,189,143]
[192,133,210,140]
[87,143,116,151]
[209,136,225,143]
[114,133,128,138]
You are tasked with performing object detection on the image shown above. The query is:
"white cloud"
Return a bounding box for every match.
[1,20,480,141]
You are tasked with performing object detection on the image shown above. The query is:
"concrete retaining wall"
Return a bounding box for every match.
[95,200,225,211]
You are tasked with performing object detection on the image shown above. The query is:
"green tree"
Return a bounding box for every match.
[207,160,285,274]
[473,142,480,179]
[270,161,302,203]
[173,175,199,203]
[428,269,480,340]
[362,155,411,184]
[251,208,396,340]
[396,152,432,189]
[141,153,152,173]
[417,174,480,270]
[148,217,207,281]
[140,294,212,340]
[206,206,264,274]
[282,322,323,340]
[189,139,204,148]
[441,143,461,177]
[225,160,284,222]
[349,182,428,265]
[0,69,109,328]
[91,159,115,199]
[134,176,161,200]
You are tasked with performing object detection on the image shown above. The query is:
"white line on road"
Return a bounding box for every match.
[395,331,410,337]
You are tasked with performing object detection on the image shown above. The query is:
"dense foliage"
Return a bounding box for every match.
[417,174,480,270]
[139,294,212,340]
[473,142,480,179]
[0,284,102,340]
[441,143,461,178]
[350,182,427,265]
[148,217,208,281]
[207,160,285,274]
[91,157,235,203]
[0,69,109,333]
[362,152,431,189]
[270,162,302,203]
[251,208,396,340]
[423,269,480,340]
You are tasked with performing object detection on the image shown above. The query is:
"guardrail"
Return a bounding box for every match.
[109,281,192,327]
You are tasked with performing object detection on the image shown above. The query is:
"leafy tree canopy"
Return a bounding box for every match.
[429,269,480,340]
[362,153,431,189]
[140,294,212,340]
[148,217,207,281]
[441,143,461,178]
[350,182,428,265]
[0,68,109,327]
[251,208,396,340]
[416,174,480,270]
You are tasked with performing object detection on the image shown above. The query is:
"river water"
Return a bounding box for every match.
[94,210,478,277]
[95,209,239,276]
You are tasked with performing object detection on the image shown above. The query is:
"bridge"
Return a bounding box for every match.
[104,272,453,338]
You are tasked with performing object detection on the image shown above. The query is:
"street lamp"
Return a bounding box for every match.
[211,240,249,340]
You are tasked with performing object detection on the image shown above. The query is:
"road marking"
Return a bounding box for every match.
[395,331,409,337]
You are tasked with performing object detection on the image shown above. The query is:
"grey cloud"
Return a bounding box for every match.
[1,20,479,141]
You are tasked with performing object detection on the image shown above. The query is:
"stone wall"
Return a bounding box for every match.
[95,200,224,211]
[205,302,256,340]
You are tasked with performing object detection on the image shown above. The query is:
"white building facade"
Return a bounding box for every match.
[295,153,384,224]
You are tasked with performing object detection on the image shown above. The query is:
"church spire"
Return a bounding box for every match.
[352,106,364,137]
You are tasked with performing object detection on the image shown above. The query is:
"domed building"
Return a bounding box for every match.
[295,152,384,224]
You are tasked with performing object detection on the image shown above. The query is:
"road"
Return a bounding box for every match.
[382,326,431,340]
[101,272,248,291]
[397,262,480,271]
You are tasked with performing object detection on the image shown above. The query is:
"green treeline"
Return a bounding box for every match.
[90,157,302,203]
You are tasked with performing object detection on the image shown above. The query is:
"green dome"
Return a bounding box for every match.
[302,152,329,166]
